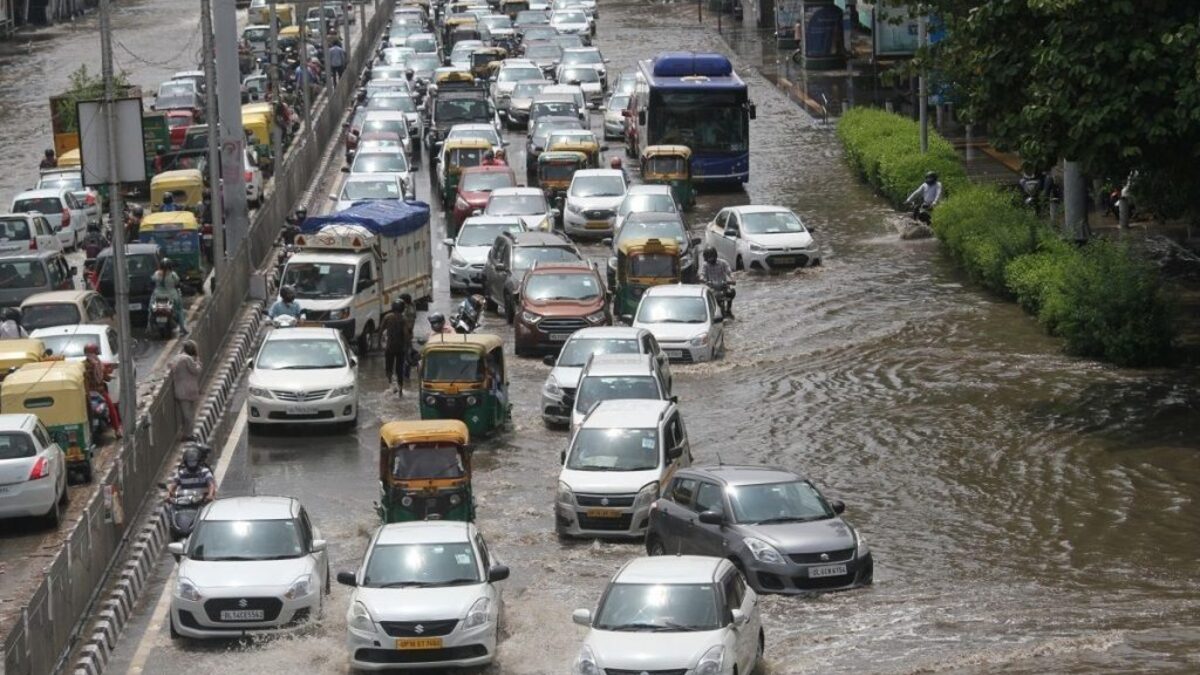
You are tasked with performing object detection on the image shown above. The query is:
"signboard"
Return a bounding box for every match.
[873,4,920,57]
[77,98,148,185]
[141,112,171,177]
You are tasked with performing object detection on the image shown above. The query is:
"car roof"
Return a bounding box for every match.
[622,211,684,227]
[21,290,93,304]
[562,47,599,54]
[682,464,803,486]
[0,413,38,433]
[0,249,60,261]
[462,215,523,227]
[13,188,66,200]
[726,205,794,215]
[508,231,571,247]
[582,353,655,376]
[29,323,109,338]
[500,59,538,68]
[376,520,476,545]
[527,261,592,274]
[625,184,673,196]
[97,243,162,259]
[574,169,624,178]
[264,326,344,342]
[581,399,669,429]
[343,173,401,183]
[565,326,646,340]
[449,123,497,131]
[492,187,544,197]
[615,555,723,585]
[643,283,706,298]
[204,496,297,521]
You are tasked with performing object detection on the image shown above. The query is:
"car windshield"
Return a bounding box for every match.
[594,583,721,632]
[364,542,478,588]
[157,82,193,98]
[512,82,547,98]
[522,26,556,40]
[21,304,80,331]
[459,221,521,246]
[571,175,625,197]
[461,171,514,192]
[256,339,347,370]
[38,174,83,190]
[99,254,158,281]
[567,428,659,471]
[740,211,807,234]
[482,15,512,28]
[408,37,437,53]
[363,118,408,135]
[564,50,600,64]
[38,334,101,358]
[575,375,660,413]
[0,217,32,241]
[516,10,549,24]
[523,272,600,301]
[438,98,490,122]
[548,131,593,147]
[390,443,466,479]
[498,66,542,82]
[618,219,685,246]
[560,67,598,83]
[0,432,36,460]
[374,66,409,80]
[410,54,440,71]
[636,296,706,323]
[557,337,639,367]
[12,198,61,215]
[512,246,579,271]
[423,350,482,381]
[620,193,676,216]
[525,44,560,59]
[487,194,546,216]
[281,262,356,299]
[369,95,417,112]
[728,480,834,524]
[188,518,305,561]
[352,152,410,173]
[0,261,49,289]
[607,95,630,112]
[533,102,579,122]
[342,179,402,201]
[553,10,585,22]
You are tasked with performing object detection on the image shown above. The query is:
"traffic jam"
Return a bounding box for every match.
[3,0,850,673]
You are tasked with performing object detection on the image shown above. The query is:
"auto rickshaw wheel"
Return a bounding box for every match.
[79,463,93,484]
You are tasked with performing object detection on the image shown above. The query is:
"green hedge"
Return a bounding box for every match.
[837,107,967,206]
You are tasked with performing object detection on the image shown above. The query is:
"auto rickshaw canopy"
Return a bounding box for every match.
[380,419,470,448]
[421,332,503,356]
[641,145,692,177]
[241,111,272,146]
[617,237,681,280]
[149,170,205,210]
[279,25,302,40]
[0,339,47,377]
[1,360,88,420]
[142,210,201,231]
[435,69,476,86]
[547,139,600,166]
[57,149,82,168]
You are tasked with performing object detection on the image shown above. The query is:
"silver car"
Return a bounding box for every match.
[541,326,671,427]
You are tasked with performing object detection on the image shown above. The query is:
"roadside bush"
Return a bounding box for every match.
[1004,240,1072,318]
[931,186,1044,295]
[837,108,967,206]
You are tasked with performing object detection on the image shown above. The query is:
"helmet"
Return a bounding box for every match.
[162,192,174,204]
[703,246,718,263]
[428,312,446,330]
[131,205,144,217]
[484,150,494,161]
[925,171,938,184]
[400,293,413,304]
[495,149,506,160]
[182,447,201,470]
[295,207,307,219]
[3,307,20,323]
[391,298,404,313]
[609,157,622,170]
[83,343,100,355]
[44,148,55,157]
[162,258,175,269]
[280,285,296,302]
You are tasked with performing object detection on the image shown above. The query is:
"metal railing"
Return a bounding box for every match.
[1,2,392,673]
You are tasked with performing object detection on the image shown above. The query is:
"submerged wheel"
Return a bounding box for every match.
[645,535,666,556]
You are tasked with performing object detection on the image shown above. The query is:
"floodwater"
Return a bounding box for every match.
[103,0,1200,673]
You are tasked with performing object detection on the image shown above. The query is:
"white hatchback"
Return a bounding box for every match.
[572,555,763,675]
[632,284,725,363]
[247,326,358,430]
[563,169,627,238]
[30,324,127,406]
[339,521,508,671]
[0,414,68,528]
[705,205,820,272]
[10,188,86,250]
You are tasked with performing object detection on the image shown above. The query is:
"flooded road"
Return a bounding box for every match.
[103,1,1200,673]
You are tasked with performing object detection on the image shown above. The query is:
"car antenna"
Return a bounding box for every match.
[716,452,724,466]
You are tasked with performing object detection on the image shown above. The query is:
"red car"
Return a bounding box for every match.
[166,110,195,149]
[451,165,517,236]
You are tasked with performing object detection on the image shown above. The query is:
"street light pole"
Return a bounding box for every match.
[917,11,928,154]
[200,0,224,289]
[269,2,281,164]
[299,23,314,141]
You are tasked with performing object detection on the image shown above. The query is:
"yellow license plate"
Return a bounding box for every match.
[585,220,609,229]
[586,508,622,518]
[396,637,443,650]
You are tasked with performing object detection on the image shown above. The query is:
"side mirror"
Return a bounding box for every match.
[167,541,185,560]
[621,109,631,117]
[349,356,358,368]
[550,208,560,218]
[807,225,817,232]
[488,564,511,582]
[620,313,632,323]
[698,510,724,526]
[494,262,507,272]
[572,608,592,626]
[724,227,739,238]
[560,449,566,464]
[600,238,612,247]
[599,144,609,151]
[666,445,682,460]
[637,110,646,125]
[328,193,338,200]
[749,103,757,120]
[443,237,455,248]
[731,608,749,626]
[713,314,724,323]
[472,209,483,216]
[340,165,350,173]
[246,358,254,369]
[311,538,327,553]
[542,354,556,366]
[336,571,357,587]
[70,266,78,277]
[669,395,679,403]
[830,499,845,514]
[690,236,701,247]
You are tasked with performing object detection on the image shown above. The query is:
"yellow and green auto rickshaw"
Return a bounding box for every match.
[641,145,695,209]
[149,169,205,213]
[443,16,479,49]
[139,211,209,293]
[0,339,48,380]
[419,333,509,437]
[470,47,507,80]
[377,420,473,522]
[547,135,603,168]
[240,104,275,173]
[1,360,94,484]
[438,137,491,207]
[537,150,587,204]
[500,0,529,19]
[613,237,681,320]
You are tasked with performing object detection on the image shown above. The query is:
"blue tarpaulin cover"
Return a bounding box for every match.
[300,200,431,237]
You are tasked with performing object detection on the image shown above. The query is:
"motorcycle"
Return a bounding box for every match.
[167,488,209,539]
[911,203,933,225]
[149,291,178,339]
[708,281,735,318]
[87,390,111,437]
[450,298,482,334]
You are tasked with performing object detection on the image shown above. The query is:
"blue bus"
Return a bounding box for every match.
[631,52,755,185]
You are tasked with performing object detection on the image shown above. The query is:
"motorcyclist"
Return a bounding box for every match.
[609,156,625,181]
[698,246,735,319]
[167,447,216,500]
[454,294,485,332]
[269,285,303,319]
[39,148,57,170]
[905,171,943,222]
[283,207,306,245]
[151,258,187,335]
[428,311,455,335]
[0,307,28,339]
[125,205,144,242]
[83,343,121,437]
[81,223,107,260]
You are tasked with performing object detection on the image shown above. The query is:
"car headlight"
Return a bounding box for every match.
[520,310,542,324]
[689,333,709,347]
[329,307,350,320]
[744,536,785,565]
[330,385,355,397]
[542,378,563,399]
[573,644,601,675]
[748,242,766,253]
[348,600,375,634]
[175,577,202,602]
[855,529,870,557]
[456,196,470,210]
[466,395,479,406]
[557,480,575,505]
[537,216,553,231]
[463,596,490,629]
[632,481,659,510]
[248,386,272,398]
[450,253,470,269]
[585,310,606,324]
[566,202,582,215]
[425,395,437,405]
[284,573,314,599]
[695,645,725,675]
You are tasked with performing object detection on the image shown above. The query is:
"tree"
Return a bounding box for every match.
[53,65,133,134]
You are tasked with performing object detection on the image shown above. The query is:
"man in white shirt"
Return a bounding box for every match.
[907,171,943,209]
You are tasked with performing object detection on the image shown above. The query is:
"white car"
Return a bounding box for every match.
[166,497,329,640]
[446,216,525,292]
[36,170,102,228]
[705,205,821,271]
[554,65,603,106]
[602,93,629,139]
[563,169,627,238]
[632,284,725,362]
[0,213,63,253]
[484,187,556,232]
[247,326,358,430]
[10,188,86,250]
[572,556,763,675]
[612,184,679,233]
[349,149,414,200]
[334,174,409,212]
[30,324,126,406]
[540,326,671,427]
[361,110,414,156]
[570,353,670,430]
[491,59,545,104]
[549,9,591,40]
[339,521,508,671]
[449,40,485,70]
[0,414,68,527]
[244,148,264,208]
[561,47,607,89]
[556,399,690,538]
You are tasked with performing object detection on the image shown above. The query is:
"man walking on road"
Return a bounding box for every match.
[329,41,347,84]
[170,340,202,438]
[380,298,412,395]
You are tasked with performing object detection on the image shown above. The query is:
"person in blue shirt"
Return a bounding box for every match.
[269,286,304,319]
[160,192,180,212]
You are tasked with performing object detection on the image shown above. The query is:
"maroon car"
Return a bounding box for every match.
[452,165,518,236]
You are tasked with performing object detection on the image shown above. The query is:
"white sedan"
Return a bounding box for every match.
[631,284,725,362]
[705,205,821,272]
[572,555,763,675]
[30,324,127,406]
[339,521,508,671]
[247,326,358,430]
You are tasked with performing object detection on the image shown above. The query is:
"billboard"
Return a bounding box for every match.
[872,3,920,56]
[77,98,148,186]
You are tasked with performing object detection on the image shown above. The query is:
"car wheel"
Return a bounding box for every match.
[42,495,63,529]
[645,535,666,556]
[357,322,374,355]
[736,255,744,272]
[169,615,182,640]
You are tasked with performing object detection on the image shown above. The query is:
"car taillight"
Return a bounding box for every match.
[29,456,49,480]
[244,170,253,182]
[61,207,71,229]
[29,238,37,250]
[85,193,96,206]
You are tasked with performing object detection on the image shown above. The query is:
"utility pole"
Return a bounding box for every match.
[318,5,329,86]
[358,0,367,35]
[215,0,250,255]
[299,23,314,141]
[1063,160,1090,243]
[98,0,137,444]
[917,11,928,153]
[342,1,352,63]
[268,2,281,164]
[200,0,224,288]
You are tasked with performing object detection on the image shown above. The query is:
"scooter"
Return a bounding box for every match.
[450,299,481,334]
[709,281,736,318]
[167,488,209,540]
[149,291,177,339]
[87,391,111,437]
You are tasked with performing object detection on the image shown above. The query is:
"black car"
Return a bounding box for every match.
[645,465,874,594]
[425,89,496,156]
[482,230,581,323]
[525,114,584,176]
[96,243,163,326]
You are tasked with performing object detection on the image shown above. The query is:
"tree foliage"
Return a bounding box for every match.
[54,65,133,133]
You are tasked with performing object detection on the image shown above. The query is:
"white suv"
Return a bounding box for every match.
[556,399,690,539]
[0,414,68,528]
[563,169,627,238]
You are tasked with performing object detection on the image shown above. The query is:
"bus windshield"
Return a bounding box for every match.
[650,90,747,153]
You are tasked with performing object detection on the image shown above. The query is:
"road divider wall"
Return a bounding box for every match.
[1,3,394,673]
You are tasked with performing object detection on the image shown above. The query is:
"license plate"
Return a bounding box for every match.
[286,405,315,415]
[809,564,847,578]
[220,609,265,621]
[773,257,795,265]
[129,303,143,310]
[549,333,571,341]
[155,316,168,325]
[396,637,443,650]
[585,508,622,518]
[585,220,608,229]
[0,485,12,495]
[666,350,683,358]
